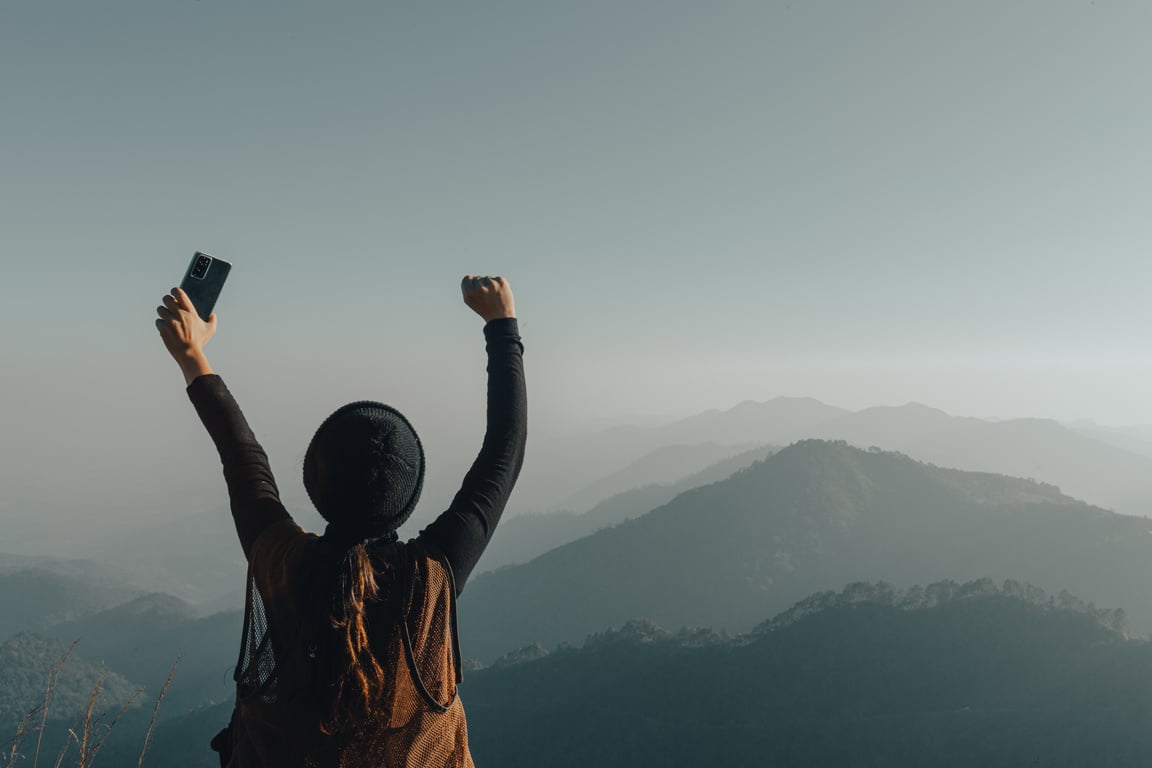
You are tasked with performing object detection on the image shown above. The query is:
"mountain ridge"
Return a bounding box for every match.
[460,439,1152,662]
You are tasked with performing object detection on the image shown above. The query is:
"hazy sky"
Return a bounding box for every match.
[4,1,1152,550]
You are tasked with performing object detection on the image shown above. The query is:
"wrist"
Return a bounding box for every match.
[177,348,214,385]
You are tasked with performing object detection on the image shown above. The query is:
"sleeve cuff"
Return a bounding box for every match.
[483,317,520,340]
[185,372,226,400]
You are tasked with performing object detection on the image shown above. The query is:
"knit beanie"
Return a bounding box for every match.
[303,401,425,546]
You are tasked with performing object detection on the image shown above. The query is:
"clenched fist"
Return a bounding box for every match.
[461,275,516,323]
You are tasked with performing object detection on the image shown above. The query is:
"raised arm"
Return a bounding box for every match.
[419,276,527,594]
[156,287,291,559]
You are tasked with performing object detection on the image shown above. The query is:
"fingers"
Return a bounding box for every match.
[158,289,195,323]
[460,274,506,293]
[156,291,189,332]
[461,275,487,294]
[172,287,194,312]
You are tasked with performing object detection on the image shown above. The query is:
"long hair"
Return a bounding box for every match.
[315,540,404,734]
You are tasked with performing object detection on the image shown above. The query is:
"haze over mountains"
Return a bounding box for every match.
[11,393,1152,614]
[517,396,1152,518]
[8,398,1152,765]
[0,559,141,641]
[480,443,779,571]
[461,440,1152,662]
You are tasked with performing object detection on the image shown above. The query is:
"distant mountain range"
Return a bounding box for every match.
[0,561,241,733]
[84,505,250,610]
[460,439,1152,662]
[516,397,846,512]
[45,593,240,718]
[0,564,140,641]
[515,396,1152,517]
[551,441,763,514]
[1069,421,1152,460]
[18,395,1152,613]
[481,443,779,571]
[9,427,1152,764]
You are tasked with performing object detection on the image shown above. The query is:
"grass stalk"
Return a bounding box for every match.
[32,640,77,768]
[74,669,103,768]
[4,703,43,768]
[136,657,180,767]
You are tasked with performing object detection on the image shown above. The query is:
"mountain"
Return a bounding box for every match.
[552,441,762,515]
[0,566,140,642]
[464,581,1150,768]
[86,506,249,609]
[481,444,779,571]
[656,397,851,445]
[1068,420,1152,461]
[514,397,847,512]
[0,633,142,730]
[103,580,1152,768]
[46,594,242,718]
[805,405,1152,516]
[458,440,1152,662]
[518,397,1152,518]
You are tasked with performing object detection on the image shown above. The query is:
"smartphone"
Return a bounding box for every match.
[180,252,232,321]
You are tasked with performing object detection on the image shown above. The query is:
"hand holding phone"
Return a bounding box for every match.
[180,252,232,321]
[156,287,217,385]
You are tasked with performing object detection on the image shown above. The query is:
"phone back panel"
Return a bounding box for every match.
[180,252,232,321]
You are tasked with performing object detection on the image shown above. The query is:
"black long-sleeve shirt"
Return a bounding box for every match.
[187,317,527,594]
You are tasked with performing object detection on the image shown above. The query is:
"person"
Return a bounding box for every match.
[155,275,526,767]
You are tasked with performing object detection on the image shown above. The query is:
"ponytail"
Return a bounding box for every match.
[320,542,392,733]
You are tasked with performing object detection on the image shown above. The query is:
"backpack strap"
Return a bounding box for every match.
[399,554,462,712]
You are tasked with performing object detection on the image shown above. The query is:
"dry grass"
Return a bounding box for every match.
[4,703,42,768]
[136,658,180,768]
[33,641,77,768]
[4,642,178,768]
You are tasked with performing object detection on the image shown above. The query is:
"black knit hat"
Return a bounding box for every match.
[303,401,425,545]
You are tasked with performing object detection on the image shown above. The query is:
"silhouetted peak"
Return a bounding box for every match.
[491,643,551,668]
[852,402,954,423]
[113,592,195,620]
[731,396,831,411]
[755,578,1127,636]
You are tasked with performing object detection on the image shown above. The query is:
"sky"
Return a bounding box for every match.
[3,0,1152,551]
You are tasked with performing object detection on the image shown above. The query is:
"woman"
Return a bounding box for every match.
[155,275,526,767]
